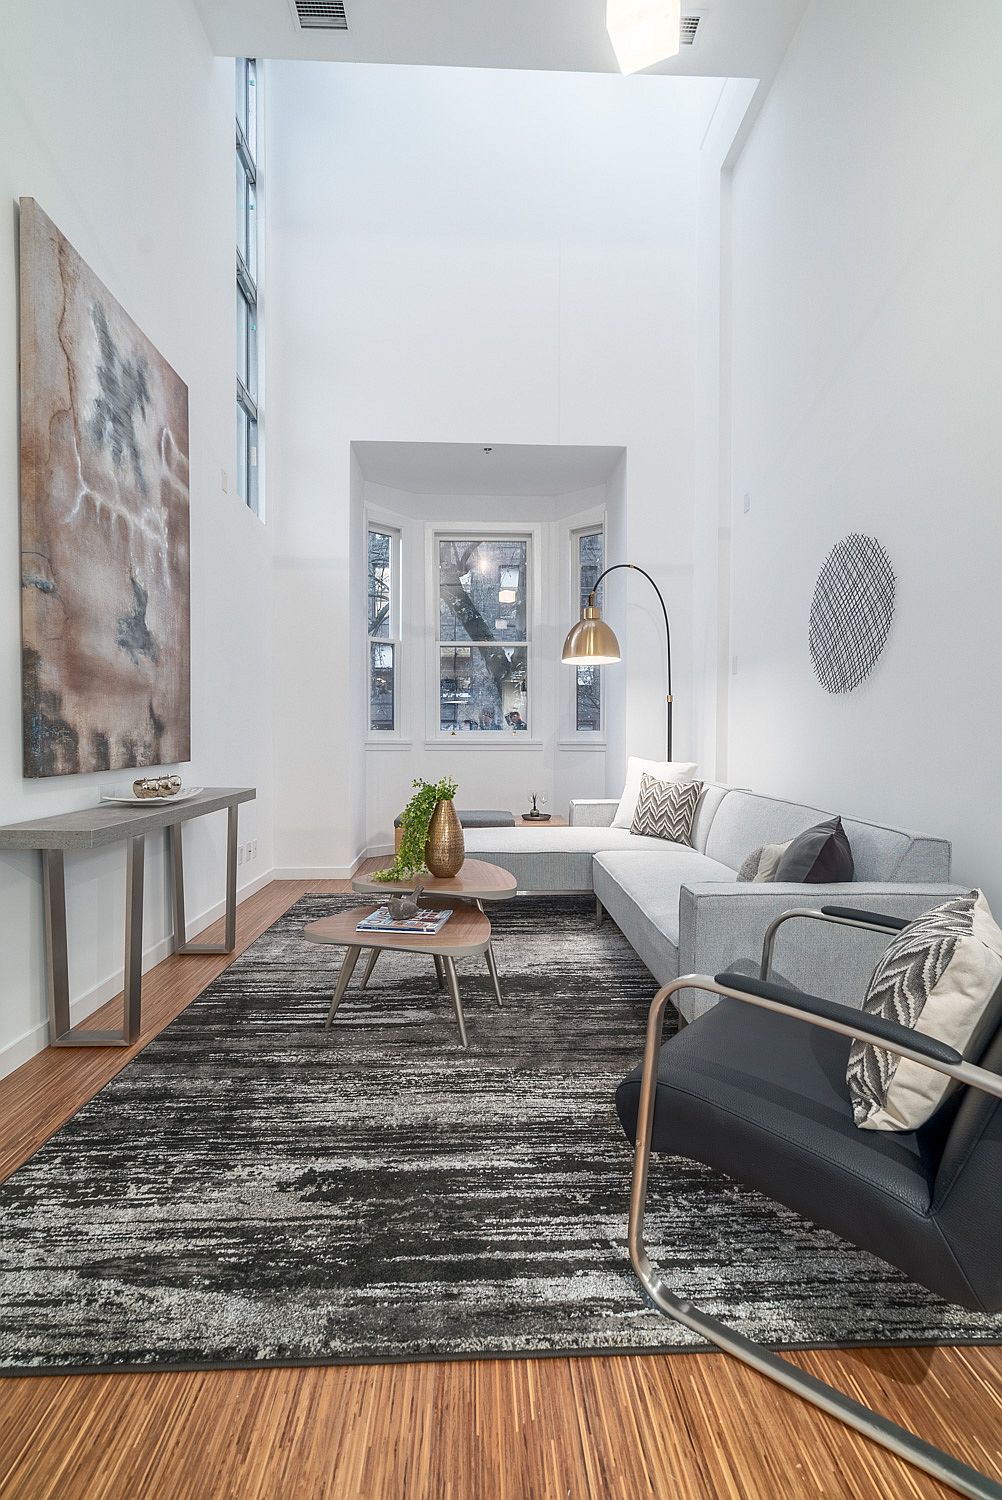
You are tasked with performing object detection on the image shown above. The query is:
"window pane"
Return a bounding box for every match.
[576,530,603,731]
[245,177,257,280]
[439,646,528,733]
[439,539,527,643]
[236,402,249,502]
[236,154,247,259]
[370,642,395,731]
[236,290,249,388]
[579,529,604,608]
[235,59,247,137]
[368,530,391,638]
[575,666,601,732]
[245,59,257,159]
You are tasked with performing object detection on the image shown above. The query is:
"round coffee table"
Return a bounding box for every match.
[351,859,516,1006]
[303,904,492,1048]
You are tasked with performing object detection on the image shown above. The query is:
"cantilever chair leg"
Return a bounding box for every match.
[628,976,1002,1500]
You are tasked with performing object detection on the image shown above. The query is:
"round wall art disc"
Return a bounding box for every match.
[809,533,896,694]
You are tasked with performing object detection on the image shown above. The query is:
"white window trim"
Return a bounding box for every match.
[425,522,543,747]
[565,510,608,744]
[365,516,405,744]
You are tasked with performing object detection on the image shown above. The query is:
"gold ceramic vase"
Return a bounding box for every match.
[425,799,465,877]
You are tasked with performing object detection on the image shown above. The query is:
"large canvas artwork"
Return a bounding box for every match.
[18,198,190,778]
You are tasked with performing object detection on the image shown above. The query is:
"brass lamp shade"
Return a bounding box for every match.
[561,605,622,666]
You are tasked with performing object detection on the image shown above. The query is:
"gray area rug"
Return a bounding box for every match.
[1,894,1000,1375]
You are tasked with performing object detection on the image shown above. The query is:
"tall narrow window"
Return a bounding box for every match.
[236,58,261,513]
[368,527,399,732]
[574,527,604,732]
[437,537,530,734]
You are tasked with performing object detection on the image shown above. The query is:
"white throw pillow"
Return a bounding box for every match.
[847,890,1002,1133]
[613,758,699,830]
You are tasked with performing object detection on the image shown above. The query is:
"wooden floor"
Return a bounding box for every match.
[0,876,999,1499]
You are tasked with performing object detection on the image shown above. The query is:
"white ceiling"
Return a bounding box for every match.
[353,442,624,497]
[194,0,807,82]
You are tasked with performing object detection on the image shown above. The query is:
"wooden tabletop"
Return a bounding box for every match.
[0,787,256,851]
[303,904,491,957]
[352,858,517,901]
[518,815,568,827]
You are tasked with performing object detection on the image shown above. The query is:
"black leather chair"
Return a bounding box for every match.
[617,905,1002,1500]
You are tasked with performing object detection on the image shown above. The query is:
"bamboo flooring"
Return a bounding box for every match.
[0,874,998,1499]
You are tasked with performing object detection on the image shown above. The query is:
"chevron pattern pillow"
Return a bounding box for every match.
[847,890,1002,1132]
[630,774,703,846]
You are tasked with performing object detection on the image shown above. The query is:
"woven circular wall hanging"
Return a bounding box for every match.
[808,533,896,694]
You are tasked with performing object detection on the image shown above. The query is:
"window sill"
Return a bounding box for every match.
[423,737,546,751]
[366,738,413,750]
[556,738,607,750]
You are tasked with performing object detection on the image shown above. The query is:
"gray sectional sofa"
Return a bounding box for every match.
[463,785,961,1021]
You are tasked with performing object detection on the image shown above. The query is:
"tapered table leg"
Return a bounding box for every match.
[360,949,381,989]
[433,954,445,991]
[474,899,503,1007]
[442,956,469,1049]
[326,946,363,1027]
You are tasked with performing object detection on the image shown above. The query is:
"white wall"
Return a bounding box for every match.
[267,62,721,872]
[724,0,1002,900]
[0,1,275,1073]
[361,480,609,846]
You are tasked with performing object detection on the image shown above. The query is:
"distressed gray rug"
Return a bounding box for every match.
[1,893,1000,1375]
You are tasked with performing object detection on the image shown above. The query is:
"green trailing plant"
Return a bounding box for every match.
[373,776,459,882]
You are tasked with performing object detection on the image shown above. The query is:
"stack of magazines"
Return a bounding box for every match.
[356,907,453,936]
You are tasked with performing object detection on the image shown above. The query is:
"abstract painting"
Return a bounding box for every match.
[18,198,190,778]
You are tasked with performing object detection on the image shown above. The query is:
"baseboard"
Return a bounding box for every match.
[0,867,275,1080]
[272,846,380,880]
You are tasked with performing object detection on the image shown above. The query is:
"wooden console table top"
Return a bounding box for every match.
[0,787,256,851]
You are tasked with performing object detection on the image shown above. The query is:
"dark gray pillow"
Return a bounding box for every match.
[773,816,854,884]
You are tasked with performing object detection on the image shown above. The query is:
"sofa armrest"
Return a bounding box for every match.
[569,799,619,828]
[675,882,964,1022]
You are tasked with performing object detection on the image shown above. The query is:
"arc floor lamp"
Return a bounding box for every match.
[561,563,674,759]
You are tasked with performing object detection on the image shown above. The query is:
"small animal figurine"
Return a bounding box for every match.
[387,883,424,921]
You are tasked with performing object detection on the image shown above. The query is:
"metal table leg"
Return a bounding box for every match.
[475,899,503,1007]
[169,804,239,955]
[42,835,146,1047]
[442,956,469,1048]
[326,946,363,1027]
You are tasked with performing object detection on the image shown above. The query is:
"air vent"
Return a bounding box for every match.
[680,14,701,44]
[291,0,348,30]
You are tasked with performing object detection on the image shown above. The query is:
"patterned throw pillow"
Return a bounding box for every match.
[736,841,791,882]
[630,774,703,846]
[847,890,1002,1132]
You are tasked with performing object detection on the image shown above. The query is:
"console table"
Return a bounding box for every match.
[0,787,255,1049]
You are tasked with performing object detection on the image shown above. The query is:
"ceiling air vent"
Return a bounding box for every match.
[680,14,701,44]
[291,0,348,30]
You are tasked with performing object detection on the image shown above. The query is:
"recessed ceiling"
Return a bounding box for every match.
[194,0,808,83]
[352,442,624,497]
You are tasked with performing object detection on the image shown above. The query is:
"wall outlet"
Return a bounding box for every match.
[251,838,258,860]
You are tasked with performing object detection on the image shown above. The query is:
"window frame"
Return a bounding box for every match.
[563,516,608,745]
[236,57,262,516]
[425,522,542,748]
[366,520,403,742]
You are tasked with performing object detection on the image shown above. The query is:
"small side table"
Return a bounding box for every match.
[351,858,515,1006]
[303,904,493,1048]
[517,815,569,827]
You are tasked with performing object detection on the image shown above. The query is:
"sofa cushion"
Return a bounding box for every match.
[774,816,854,883]
[612,758,699,829]
[594,847,736,952]
[630,775,703,845]
[462,825,682,893]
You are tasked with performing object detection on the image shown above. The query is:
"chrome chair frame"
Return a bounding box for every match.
[628,906,1002,1500]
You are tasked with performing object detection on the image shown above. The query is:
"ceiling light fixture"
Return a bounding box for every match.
[606,0,682,74]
